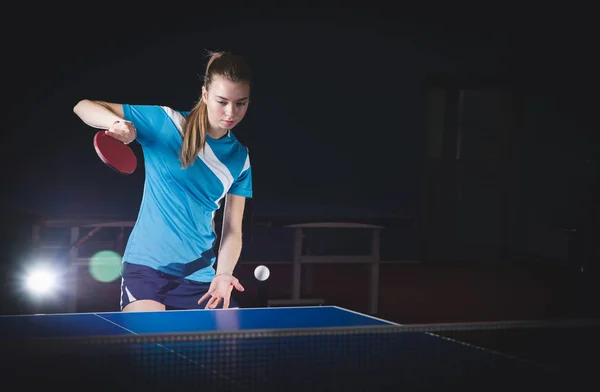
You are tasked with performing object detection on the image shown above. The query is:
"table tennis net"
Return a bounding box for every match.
[3,318,599,391]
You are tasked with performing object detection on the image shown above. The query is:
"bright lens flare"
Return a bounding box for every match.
[25,268,57,295]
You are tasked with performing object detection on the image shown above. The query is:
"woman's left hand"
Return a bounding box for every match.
[198,273,245,309]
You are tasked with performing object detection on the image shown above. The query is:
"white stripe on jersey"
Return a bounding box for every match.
[242,153,250,172]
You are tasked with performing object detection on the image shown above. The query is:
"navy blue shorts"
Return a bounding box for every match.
[119,262,238,310]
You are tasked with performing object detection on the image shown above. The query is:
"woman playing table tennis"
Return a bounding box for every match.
[73,51,252,312]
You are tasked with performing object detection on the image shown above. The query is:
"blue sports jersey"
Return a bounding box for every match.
[121,105,252,282]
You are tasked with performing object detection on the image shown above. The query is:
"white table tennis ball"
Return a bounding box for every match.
[254,265,270,281]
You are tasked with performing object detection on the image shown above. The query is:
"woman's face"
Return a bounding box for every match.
[202,75,250,134]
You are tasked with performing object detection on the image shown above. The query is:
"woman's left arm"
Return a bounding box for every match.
[198,194,247,309]
[216,193,247,275]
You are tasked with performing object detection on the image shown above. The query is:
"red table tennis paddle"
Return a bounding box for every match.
[93,131,137,175]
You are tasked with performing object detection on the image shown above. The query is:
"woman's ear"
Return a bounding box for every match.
[201,86,208,104]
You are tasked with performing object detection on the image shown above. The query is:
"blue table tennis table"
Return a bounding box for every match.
[0,306,597,391]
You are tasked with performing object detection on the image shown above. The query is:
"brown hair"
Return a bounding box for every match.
[180,50,252,168]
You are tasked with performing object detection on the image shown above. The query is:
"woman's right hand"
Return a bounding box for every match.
[106,120,137,144]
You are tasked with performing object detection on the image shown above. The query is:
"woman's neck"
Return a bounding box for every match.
[207,126,228,140]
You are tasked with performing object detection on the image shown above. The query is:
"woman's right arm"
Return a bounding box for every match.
[73,99,136,144]
[73,99,125,129]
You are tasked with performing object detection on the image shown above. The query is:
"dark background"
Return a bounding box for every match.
[1,4,598,320]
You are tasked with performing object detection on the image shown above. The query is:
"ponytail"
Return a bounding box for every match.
[180,99,207,168]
